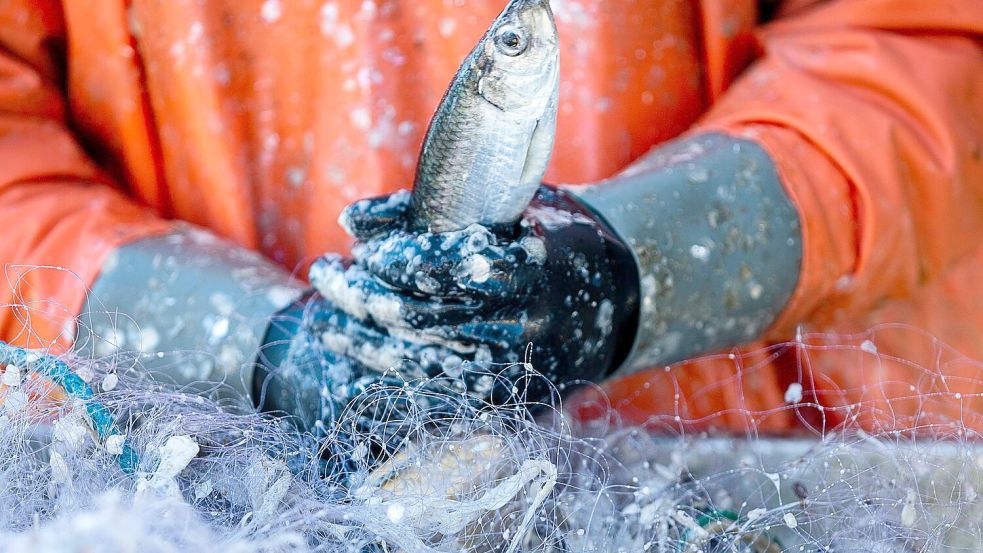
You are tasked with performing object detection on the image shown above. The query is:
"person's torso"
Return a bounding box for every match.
[63,0,759,270]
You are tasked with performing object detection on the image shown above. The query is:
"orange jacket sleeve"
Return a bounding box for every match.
[0,1,170,348]
[699,0,983,335]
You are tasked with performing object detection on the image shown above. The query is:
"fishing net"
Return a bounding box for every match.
[1,269,982,552]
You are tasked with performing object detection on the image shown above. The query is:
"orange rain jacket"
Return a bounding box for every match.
[0,0,981,433]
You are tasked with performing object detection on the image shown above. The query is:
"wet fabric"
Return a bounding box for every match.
[0,1,980,432]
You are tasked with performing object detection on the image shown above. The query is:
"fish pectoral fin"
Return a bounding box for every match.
[519,75,558,186]
[518,112,556,186]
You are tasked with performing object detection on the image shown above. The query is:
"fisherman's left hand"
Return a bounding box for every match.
[310,185,640,400]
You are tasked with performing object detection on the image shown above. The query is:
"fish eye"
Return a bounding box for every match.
[494,25,528,56]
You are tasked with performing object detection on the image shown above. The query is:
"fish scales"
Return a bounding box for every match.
[410,0,559,233]
[419,98,533,225]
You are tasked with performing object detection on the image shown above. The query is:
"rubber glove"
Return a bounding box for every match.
[254,289,471,477]
[309,185,641,403]
[74,226,459,478]
[311,133,803,393]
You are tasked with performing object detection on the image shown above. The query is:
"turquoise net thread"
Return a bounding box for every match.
[0,341,138,473]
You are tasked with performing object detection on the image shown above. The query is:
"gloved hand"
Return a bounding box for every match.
[254,289,480,478]
[307,133,805,407]
[307,185,641,403]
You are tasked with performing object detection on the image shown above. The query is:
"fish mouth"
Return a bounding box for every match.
[505,0,558,46]
[475,0,559,113]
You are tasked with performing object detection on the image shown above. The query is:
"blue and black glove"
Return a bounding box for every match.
[308,185,641,404]
[75,133,803,474]
[305,133,805,407]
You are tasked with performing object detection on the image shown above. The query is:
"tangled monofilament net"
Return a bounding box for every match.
[1,287,982,552]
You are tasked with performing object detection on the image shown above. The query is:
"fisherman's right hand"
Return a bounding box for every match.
[254,289,465,433]
[254,288,478,481]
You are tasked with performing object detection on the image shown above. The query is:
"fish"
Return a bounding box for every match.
[409,0,560,233]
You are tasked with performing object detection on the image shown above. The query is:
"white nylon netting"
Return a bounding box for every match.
[0,271,981,552]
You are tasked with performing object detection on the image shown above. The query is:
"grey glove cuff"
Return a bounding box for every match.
[75,225,306,402]
[569,132,803,375]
